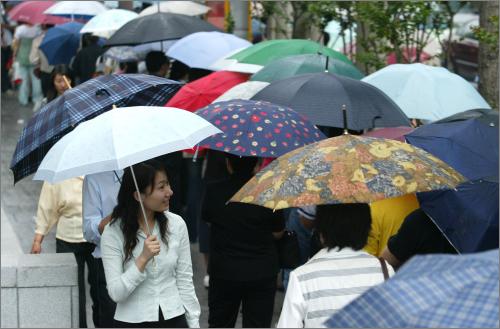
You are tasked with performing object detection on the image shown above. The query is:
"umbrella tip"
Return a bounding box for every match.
[342,104,349,135]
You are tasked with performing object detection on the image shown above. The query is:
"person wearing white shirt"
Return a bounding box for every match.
[101,159,200,327]
[277,203,394,328]
[82,170,122,327]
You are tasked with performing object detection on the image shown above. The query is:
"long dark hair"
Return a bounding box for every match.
[46,64,73,102]
[110,160,169,264]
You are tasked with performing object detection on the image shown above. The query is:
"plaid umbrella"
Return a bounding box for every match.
[195,100,326,158]
[230,134,465,210]
[325,250,499,328]
[11,74,181,183]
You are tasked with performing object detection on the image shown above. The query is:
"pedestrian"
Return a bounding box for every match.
[1,22,13,93]
[30,177,96,328]
[381,208,457,270]
[71,33,104,85]
[145,51,169,78]
[202,154,285,328]
[29,23,54,100]
[277,203,394,328]
[101,159,200,328]
[32,64,73,112]
[11,22,42,106]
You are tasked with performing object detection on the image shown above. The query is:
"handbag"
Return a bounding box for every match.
[276,230,301,269]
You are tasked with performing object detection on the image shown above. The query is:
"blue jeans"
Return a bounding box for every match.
[282,208,314,291]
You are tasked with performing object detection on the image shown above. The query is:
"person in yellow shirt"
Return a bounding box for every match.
[30,177,95,328]
[364,194,419,257]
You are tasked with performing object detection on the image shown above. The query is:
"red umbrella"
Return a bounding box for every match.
[363,126,414,142]
[8,1,71,25]
[165,71,249,112]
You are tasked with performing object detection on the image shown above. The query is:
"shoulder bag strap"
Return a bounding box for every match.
[378,257,389,281]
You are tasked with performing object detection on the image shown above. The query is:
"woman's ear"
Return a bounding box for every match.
[133,191,143,203]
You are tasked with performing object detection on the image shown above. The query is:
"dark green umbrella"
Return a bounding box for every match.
[250,54,364,82]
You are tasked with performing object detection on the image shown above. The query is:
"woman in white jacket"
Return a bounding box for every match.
[101,159,200,328]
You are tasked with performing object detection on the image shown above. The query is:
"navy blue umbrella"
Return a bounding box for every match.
[406,116,499,253]
[11,74,182,183]
[39,21,83,65]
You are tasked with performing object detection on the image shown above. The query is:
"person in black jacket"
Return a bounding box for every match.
[202,154,285,328]
[71,33,104,84]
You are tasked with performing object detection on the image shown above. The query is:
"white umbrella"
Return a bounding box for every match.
[139,1,210,17]
[44,1,108,20]
[34,106,221,236]
[34,106,222,184]
[167,31,252,70]
[212,81,269,103]
[80,9,138,38]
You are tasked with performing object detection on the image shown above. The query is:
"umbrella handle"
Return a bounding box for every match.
[342,104,349,135]
[325,55,329,73]
[63,75,72,89]
[130,164,157,268]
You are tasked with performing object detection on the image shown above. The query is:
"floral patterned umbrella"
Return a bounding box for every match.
[195,99,326,158]
[230,134,466,210]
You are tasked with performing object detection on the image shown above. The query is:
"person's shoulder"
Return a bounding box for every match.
[165,211,186,229]
[103,218,123,238]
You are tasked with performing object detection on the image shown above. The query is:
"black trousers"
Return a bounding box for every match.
[208,276,277,328]
[114,309,188,328]
[55,239,96,328]
[90,257,117,328]
[1,46,12,92]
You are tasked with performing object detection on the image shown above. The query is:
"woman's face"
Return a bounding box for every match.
[54,74,71,95]
[142,171,173,213]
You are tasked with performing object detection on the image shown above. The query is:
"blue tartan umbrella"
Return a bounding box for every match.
[11,74,182,183]
[195,99,326,158]
[325,250,499,328]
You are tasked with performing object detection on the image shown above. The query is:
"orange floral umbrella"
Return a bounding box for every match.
[230,134,466,210]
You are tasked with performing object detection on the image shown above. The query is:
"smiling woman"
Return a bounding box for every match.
[100,159,201,328]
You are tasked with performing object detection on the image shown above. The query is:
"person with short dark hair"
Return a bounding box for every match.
[277,203,394,328]
[71,33,104,84]
[101,160,200,327]
[145,51,169,78]
[381,208,457,271]
[202,154,285,328]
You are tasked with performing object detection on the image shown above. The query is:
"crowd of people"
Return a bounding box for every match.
[2,5,464,329]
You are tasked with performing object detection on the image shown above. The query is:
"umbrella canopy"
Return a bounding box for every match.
[43,1,108,20]
[435,108,496,125]
[419,178,499,253]
[251,54,364,82]
[362,63,491,121]
[139,1,210,17]
[167,31,252,70]
[405,116,499,180]
[33,106,222,183]
[80,8,138,39]
[363,127,414,142]
[325,249,499,328]
[252,73,410,129]
[212,81,269,103]
[11,74,182,183]
[210,39,352,74]
[8,1,70,25]
[195,99,326,158]
[230,134,465,210]
[104,12,219,47]
[165,71,249,112]
[406,115,499,253]
[103,46,140,63]
[39,22,83,65]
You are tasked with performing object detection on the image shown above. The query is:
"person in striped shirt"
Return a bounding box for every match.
[277,203,394,328]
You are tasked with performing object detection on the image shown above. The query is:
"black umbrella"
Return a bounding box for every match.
[251,72,410,130]
[435,108,498,126]
[104,12,220,47]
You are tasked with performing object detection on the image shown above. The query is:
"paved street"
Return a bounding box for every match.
[1,92,285,327]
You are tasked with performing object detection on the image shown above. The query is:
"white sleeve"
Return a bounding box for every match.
[276,270,307,328]
[101,224,147,303]
[175,218,201,327]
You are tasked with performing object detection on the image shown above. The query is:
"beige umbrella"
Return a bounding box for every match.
[139,1,210,17]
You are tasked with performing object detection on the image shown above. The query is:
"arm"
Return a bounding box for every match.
[276,271,306,328]
[175,220,201,328]
[82,176,107,246]
[31,183,59,254]
[29,35,40,67]
[381,247,401,270]
[100,225,148,303]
